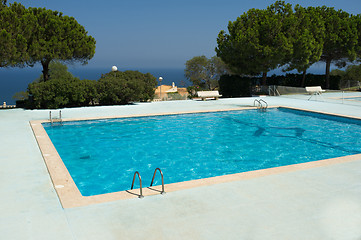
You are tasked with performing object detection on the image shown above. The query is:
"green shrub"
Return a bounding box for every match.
[218,73,341,99]
[27,78,96,109]
[97,70,157,105]
[266,74,341,89]
[167,92,184,100]
[218,75,252,97]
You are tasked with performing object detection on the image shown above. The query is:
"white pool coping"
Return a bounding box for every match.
[30,105,361,208]
[2,96,361,239]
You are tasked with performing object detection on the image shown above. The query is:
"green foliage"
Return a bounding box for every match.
[26,61,98,109]
[97,70,157,105]
[12,90,27,100]
[184,55,229,90]
[29,79,71,109]
[35,61,75,82]
[216,1,294,83]
[331,64,361,89]
[80,79,98,106]
[26,70,157,109]
[316,6,358,88]
[0,2,31,67]
[24,62,157,109]
[27,7,96,81]
[354,14,361,60]
[186,86,200,99]
[216,1,361,89]
[266,73,340,89]
[28,78,101,109]
[166,92,184,100]
[330,69,345,77]
[25,61,94,108]
[219,73,341,99]
[0,2,96,81]
[283,6,324,78]
[218,75,252,97]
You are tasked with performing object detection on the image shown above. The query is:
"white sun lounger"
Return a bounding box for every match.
[197,91,222,101]
[305,86,325,100]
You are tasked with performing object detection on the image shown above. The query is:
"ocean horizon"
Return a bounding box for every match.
[0,63,327,105]
[0,67,190,105]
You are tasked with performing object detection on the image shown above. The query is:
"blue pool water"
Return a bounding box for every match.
[345,97,361,101]
[43,108,361,196]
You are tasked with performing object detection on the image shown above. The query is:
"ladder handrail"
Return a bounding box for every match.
[131,171,144,198]
[59,110,62,124]
[253,99,261,108]
[49,111,53,125]
[259,99,268,109]
[253,99,268,111]
[49,110,63,126]
[150,168,165,194]
[254,99,268,111]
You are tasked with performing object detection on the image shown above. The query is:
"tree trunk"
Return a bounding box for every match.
[301,70,307,87]
[41,60,50,82]
[325,59,331,89]
[262,72,267,85]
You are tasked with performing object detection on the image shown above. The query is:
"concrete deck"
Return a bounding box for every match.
[1,96,361,239]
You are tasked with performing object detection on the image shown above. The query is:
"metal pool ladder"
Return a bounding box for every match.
[131,171,144,198]
[150,168,165,195]
[130,168,165,198]
[254,99,268,111]
[49,110,63,126]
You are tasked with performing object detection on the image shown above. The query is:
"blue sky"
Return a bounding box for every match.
[6,0,361,70]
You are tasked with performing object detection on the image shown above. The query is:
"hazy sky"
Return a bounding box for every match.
[7,0,361,69]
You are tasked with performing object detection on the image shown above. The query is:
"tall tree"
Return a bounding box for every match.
[317,6,358,88]
[331,64,361,81]
[26,7,96,81]
[354,14,361,63]
[216,1,294,85]
[35,61,75,82]
[283,5,324,87]
[0,2,31,67]
[0,3,96,81]
[185,55,229,90]
[1,0,7,8]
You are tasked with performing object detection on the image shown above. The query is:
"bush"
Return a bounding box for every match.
[22,63,158,109]
[166,92,184,100]
[186,86,201,99]
[27,78,96,109]
[266,73,341,89]
[97,71,157,105]
[218,75,252,97]
[218,73,341,99]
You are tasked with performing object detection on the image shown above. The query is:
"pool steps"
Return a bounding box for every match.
[49,110,63,126]
[254,99,268,111]
[131,168,165,198]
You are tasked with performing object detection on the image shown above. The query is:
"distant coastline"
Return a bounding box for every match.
[0,67,189,105]
[0,62,327,105]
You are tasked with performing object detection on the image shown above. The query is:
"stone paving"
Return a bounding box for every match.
[0,95,360,240]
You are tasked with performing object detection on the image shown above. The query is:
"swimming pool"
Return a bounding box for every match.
[345,97,361,101]
[42,107,361,197]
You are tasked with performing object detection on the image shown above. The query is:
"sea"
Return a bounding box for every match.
[0,63,326,105]
[0,67,189,105]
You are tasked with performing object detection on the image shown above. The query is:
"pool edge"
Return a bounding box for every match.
[30,106,361,208]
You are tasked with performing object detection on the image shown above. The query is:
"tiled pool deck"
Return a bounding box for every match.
[1,94,361,239]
